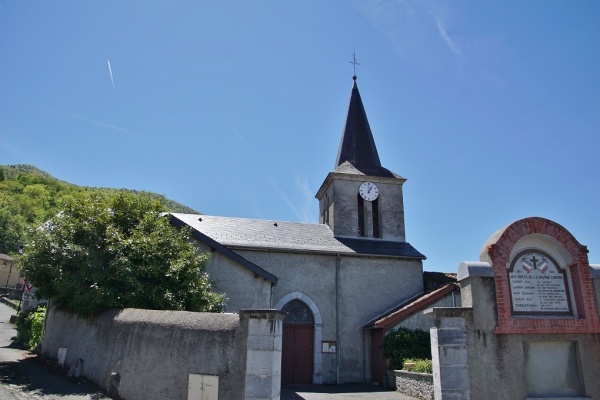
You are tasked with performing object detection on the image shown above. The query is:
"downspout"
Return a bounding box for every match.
[451,289,456,307]
[335,253,340,384]
[270,282,274,309]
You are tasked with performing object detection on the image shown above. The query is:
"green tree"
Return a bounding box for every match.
[20,192,223,317]
[0,196,27,254]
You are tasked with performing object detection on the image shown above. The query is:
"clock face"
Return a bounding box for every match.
[359,182,379,201]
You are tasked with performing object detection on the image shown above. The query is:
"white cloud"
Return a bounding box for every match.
[269,174,317,223]
[435,15,460,56]
[352,0,463,58]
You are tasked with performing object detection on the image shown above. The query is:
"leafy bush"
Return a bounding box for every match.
[21,192,224,318]
[382,327,431,369]
[29,307,46,350]
[16,306,46,350]
[404,358,432,373]
[15,309,33,346]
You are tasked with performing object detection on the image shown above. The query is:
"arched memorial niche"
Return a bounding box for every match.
[482,217,600,334]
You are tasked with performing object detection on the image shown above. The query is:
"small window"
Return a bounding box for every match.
[357,194,364,237]
[372,198,380,238]
[282,299,314,324]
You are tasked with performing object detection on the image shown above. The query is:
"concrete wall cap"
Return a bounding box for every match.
[457,261,493,281]
[239,309,287,320]
[590,264,600,278]
[114,308,240,331]
[423,307,473,318]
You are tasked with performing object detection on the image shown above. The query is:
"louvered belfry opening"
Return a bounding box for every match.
[357,194,365,237]
[372,198,380,238]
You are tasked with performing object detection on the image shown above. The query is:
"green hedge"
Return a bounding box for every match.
[16,306,46,350]
[404,358,433,373]
[382,327,431,370]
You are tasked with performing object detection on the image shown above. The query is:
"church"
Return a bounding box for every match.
[170,75,456,385]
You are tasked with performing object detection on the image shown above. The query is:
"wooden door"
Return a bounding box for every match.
[282,323,314,384]
[370,329,386,387]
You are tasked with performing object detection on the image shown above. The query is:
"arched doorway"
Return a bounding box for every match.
[276,292,323,384]
[281,299,314,384]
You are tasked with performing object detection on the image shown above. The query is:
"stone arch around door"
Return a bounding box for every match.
[276,292,323,384]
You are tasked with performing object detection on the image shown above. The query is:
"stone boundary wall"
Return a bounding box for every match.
[394,370,433,400]
[40,305,284,400]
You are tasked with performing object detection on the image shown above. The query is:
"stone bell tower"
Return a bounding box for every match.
[315,76,408,242]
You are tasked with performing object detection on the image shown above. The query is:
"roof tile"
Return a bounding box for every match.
[171,213,425,259]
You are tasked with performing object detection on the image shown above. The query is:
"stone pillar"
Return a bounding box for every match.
[240,309,286,400]
[425,307,473,400]
[313,323,323,384]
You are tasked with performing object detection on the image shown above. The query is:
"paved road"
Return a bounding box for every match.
[281,384,418,400]
[0,302,112,400]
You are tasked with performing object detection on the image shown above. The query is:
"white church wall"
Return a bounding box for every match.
[375,181,405,241]
[239,249,339,383]
[331,178,359,237]
[203,244,424,384]
[327,176,406,241]
[196,243,272,312]
[239,250,337,335]
[338,256,423,383]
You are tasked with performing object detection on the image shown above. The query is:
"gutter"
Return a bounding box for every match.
[336,253,340,384]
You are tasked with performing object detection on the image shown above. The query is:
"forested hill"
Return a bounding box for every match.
[0,164,199,255]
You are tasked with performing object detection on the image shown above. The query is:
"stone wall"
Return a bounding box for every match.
[426,261,600,399]
[426,217,600,399]
[394,370,433,400]
[457,269,600,399]
[41,305,284,400]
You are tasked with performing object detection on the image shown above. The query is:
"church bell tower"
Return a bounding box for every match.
[315,76,407,242]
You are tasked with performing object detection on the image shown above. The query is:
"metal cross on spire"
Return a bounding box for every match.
[349,51,360,80]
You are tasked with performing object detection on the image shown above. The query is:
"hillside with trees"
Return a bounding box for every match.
[1,165,223,316]
[0,164,198,255]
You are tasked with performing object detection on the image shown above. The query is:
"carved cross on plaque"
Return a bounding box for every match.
[529,255,539,270]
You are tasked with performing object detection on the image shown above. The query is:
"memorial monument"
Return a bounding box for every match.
[426,216,600,399]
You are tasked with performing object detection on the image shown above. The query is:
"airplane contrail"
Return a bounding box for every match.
[107,60,115,90]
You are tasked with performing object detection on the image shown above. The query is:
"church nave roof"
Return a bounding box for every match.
[170,213,425,259]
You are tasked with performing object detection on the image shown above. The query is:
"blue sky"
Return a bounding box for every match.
[1,1,599,273]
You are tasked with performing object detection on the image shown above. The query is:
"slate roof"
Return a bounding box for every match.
[335,78,397,178]
[169,214,278,284]
[170,213,425,259]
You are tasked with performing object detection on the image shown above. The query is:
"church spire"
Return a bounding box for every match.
[335,76,392,177]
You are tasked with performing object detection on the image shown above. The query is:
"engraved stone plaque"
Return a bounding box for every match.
[508,250,572,316]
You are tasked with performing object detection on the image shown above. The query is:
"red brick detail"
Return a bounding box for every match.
[486,217,600,335]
